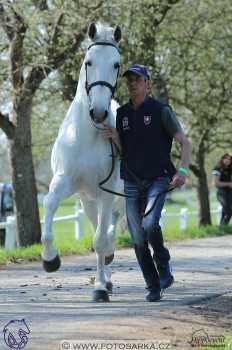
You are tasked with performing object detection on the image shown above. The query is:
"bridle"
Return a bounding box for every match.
[85,41,120,98]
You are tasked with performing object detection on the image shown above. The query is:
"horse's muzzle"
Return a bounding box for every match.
[90,109,108,123]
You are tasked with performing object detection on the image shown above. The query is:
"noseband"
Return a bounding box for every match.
[85,42,120,98]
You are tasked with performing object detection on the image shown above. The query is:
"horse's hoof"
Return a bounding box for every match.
[105,253,114,265]
[42,255,61,273]
[92,290,110,302]
[106,281,113,293]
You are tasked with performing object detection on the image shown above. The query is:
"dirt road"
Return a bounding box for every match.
[0,235,232,349]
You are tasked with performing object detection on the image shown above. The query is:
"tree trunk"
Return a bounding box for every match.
[9,104,41,246]
[196,169,212,226]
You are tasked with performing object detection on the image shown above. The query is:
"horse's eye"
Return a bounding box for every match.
[86,61,92,67]
[114,62,120,69]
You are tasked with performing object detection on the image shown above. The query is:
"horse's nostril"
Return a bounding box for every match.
[104,110,108,119]
[90,109,94,120]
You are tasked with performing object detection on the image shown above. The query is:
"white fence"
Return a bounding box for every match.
[1,201,85,250]
[160,205,222,230]
[0,216,17,249]
[0,203,222,250]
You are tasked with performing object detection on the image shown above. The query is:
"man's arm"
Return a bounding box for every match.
[171,130,191,187]
[161,106,191,187]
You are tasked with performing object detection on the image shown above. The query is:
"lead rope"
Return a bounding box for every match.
[98,138,175,217]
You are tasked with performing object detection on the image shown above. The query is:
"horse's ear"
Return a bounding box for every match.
[114,25,122,42]
[88,22,97,40]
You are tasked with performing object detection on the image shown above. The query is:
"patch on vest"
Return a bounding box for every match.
[122,117,130,130]
[144,115,152,125]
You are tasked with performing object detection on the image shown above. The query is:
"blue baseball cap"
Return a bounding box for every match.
[123,64,150,80]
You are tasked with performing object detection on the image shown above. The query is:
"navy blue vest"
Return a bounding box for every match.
[116,96,176,181]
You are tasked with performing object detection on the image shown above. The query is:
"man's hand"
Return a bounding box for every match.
[102,123,122,154]
[170,171,187,187]
[102,124,117,140]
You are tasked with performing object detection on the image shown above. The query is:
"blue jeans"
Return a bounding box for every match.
[124,177,171,289]
[217,189,232,225]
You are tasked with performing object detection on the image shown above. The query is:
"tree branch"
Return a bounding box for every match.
[49,10,64,46]
[189,163,201,178]
[23,65,51,98]
[154,0,181,27]
[32,0,49,11]
[10,6,27,91]
[0,111,15,139]
[0,3,27,90]
[22,26,87,99]
[48,27,87,68]
[0,1,14,40]
[80,0,104,12]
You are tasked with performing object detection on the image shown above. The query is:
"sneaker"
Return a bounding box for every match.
[158,264,174,289]
[145,288,161,302]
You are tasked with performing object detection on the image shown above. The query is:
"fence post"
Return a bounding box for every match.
[160,208,166,229]
[5,216,17,249]
[216,205,222,224]
[75,201,84,240]
[180,208,188,230]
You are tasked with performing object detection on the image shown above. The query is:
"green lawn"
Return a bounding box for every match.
[0,189,231,265]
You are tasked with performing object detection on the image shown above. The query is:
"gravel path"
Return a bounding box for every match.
[0,235,232,349]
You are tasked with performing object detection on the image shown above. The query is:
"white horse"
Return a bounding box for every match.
[41,22,123,302]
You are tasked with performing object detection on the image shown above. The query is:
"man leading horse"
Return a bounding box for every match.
[103,64,191,302]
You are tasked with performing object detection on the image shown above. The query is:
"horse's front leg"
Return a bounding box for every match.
[92,197,114,302]
[41,174,74,272]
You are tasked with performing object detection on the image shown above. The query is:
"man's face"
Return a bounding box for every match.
[126,73,150,98]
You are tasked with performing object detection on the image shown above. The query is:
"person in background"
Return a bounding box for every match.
[103,64,191,302]
[212,154,232,225]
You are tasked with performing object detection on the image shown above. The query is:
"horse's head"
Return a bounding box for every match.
[85,22,121,124]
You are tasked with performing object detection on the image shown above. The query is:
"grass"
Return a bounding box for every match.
[117,224,232,249]
[0,189,231,265]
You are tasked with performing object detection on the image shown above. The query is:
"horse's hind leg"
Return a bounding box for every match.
[81,197,114,265]
[41,174,75,272]
[80,197,98,232]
